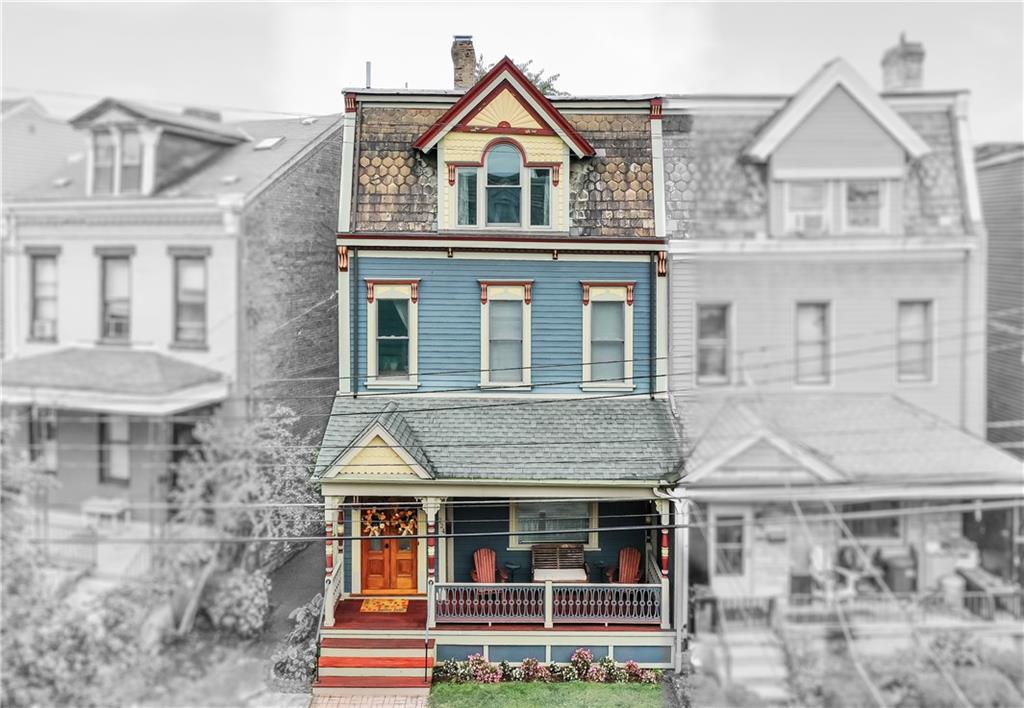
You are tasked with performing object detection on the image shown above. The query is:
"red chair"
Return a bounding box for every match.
[605,547,642,584]
[470,548,509,583]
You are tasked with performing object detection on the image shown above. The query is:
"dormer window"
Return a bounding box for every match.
[91,128,147,197]
[453,141,555,230]
[93,131,115,195]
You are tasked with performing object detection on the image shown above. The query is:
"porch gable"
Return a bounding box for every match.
[687,429,846,487]
[321,424,434,480]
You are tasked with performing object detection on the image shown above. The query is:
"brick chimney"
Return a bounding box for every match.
[451,35,476,90]
[882,33,925,91]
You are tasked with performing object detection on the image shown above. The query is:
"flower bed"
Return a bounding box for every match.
[433,648,660,686]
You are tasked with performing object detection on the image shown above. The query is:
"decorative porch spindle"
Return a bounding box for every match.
[661,527,670,578]
[421,497,441,583]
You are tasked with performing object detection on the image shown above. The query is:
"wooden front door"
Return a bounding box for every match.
[360,507,418,594]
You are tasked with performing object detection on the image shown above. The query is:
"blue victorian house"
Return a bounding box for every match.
[312,37,684,695]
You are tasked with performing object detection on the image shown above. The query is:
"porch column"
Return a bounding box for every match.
[656,499,671,629]
[672,496,690,672]
[323,497,340,627]
[420,497,441,583]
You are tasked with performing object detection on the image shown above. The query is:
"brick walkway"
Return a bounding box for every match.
[310,695,428,708]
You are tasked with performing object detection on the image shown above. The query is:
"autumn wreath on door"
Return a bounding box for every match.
[361,507,418,535]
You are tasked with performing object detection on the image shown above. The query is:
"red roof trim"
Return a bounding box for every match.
[412,57,595,157]
[452,79,557,137]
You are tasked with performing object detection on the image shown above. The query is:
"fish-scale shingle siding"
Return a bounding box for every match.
[899,109,966,236]
[566,114,656,238]
[352,106,442,232]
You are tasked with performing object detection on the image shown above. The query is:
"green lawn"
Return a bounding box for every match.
[429,682,663,708]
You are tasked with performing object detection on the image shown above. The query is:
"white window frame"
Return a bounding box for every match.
[455,166,479,227]
[508,500,599,550]
[840,179,888,234]
[896,299,935,383]
[365,280,419,389]
[839,501,904,545]
[479,281,532,389]
[29,407,58,473]
[29,253,58,342]
[581,282,635,392]
[794,301,833,386]
[696,302,731,386]
[709,505,750,581]
[783,180,831,236]
[99,414,131,484]
[173,255,208,347]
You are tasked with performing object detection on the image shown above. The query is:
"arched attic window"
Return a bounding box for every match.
[486,143,522,225]
[455,140,551,228]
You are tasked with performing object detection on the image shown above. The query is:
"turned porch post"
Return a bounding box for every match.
[656,499,671,629]
[323,497,341,627]
[420,497,441,583]
[672,496,690,672]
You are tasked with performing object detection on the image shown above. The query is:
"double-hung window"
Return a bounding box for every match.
[795,302,830,384]
[714,515,745,576]
[93,131,115,195]
[120,129,143,194]
[486,144,521,225]
[581,282,634,390]
[897,300,933,381]
[510,500,598,549]
[101,255,131,341]
[174,256,207,345]
[785,181,829,235]
[29,254,58,341]
[456,167,478,226]
[28,407,58,473]
[366,280,419,387]
[480,281,531,387]
[844,180,884,231]
[697,304,730,385]
[99,415,130,484]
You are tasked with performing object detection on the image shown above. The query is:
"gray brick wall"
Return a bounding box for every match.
[240,125,344,442]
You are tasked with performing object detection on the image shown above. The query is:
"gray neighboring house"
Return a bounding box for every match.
[976,142,1024,461]
[1,98,343,539]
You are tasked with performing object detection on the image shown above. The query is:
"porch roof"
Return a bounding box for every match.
[315,395,684,483]
[686,393,1024,490]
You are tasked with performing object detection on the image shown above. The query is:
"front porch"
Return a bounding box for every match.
[321,496,675,631]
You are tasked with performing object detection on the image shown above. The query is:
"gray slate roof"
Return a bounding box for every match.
[315,396,684,483]
[689,393,1024,486]
[2,347,224,395]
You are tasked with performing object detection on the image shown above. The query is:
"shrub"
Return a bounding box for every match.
[515,657,550,682]
[570,647,593,677]
[269,594,323,688]
[204,569,271,638]
[928,631,982,667]
[467,654,501,684]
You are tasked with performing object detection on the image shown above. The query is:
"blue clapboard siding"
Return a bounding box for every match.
[450,500,650,583]
[355,257,653,393]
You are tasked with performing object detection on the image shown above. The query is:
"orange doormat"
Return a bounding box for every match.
[359,598,409,613]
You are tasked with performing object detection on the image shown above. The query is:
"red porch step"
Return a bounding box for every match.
[313,676,432,689]
[320,637,434,649]
[319,656,434,669]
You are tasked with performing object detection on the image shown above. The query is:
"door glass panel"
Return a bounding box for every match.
[398,537,413,552]
[369,537,384,552]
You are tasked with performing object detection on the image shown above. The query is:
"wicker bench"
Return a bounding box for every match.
[531,543,588,583]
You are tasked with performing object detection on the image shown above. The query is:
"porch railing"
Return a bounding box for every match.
[784,590,1023,624]
[430,581,665,628]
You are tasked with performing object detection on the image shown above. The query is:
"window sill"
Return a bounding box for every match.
[366,379,420,390]
[580,383,636,392]
[170,341,210,352]
[96,338,132,347]
[897,376,935,385]
[480,382,532,391]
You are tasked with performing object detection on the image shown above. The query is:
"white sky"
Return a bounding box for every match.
[2,1,1021,142]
